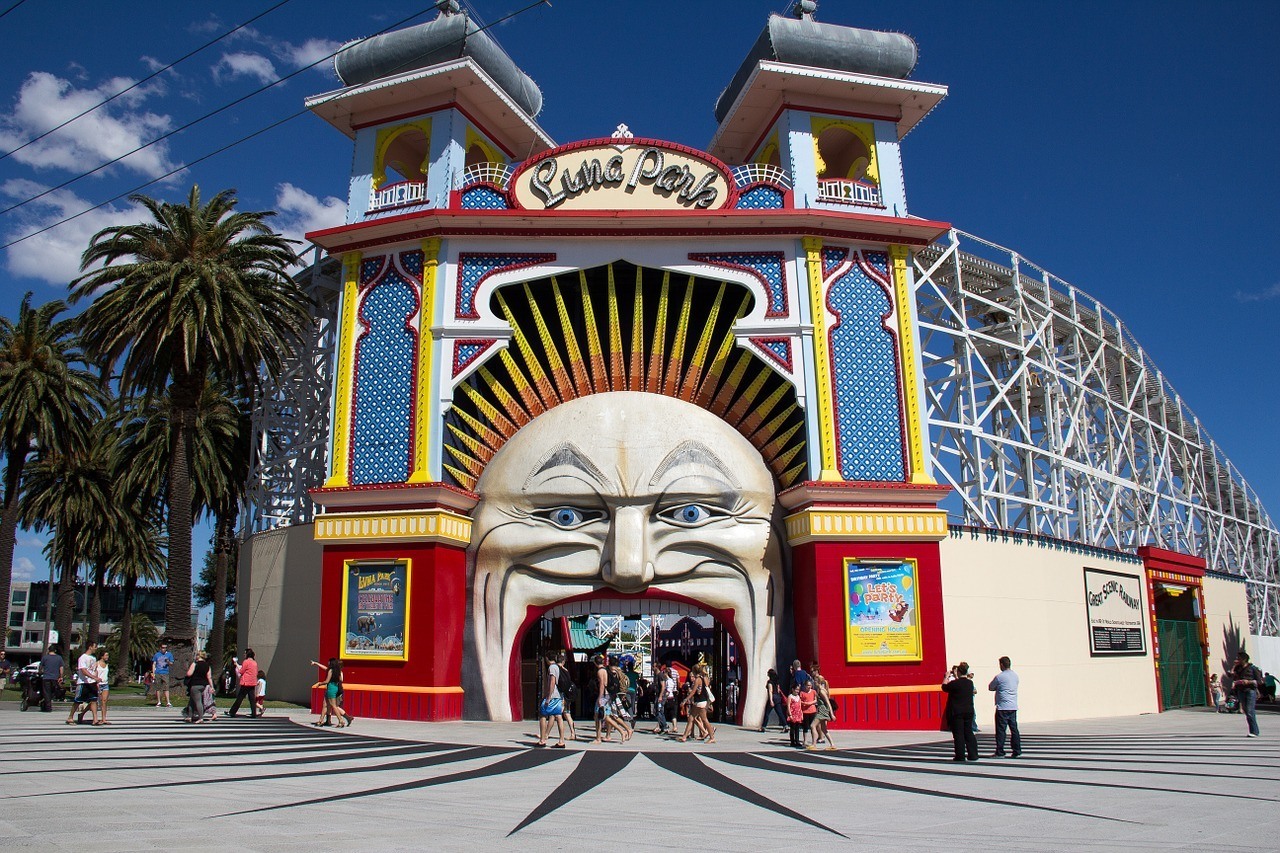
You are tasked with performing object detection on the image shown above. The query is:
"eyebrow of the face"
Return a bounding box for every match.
[525,442,608,489]
[650,440,741,489]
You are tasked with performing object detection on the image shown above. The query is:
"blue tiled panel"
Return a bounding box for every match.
[736,185,785,209]
[351,270,418,485]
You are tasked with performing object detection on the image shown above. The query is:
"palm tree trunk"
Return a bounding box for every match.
[87,560,105,649]
[54,559,77,657]
[165,388,197,674]
[114,573,137,686]
[0,439,30,652]
[209,513,232,669]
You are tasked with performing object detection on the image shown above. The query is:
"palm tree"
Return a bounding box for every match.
[20,441,116,652]
[70,186,310,664]
[104,613,160,682]
[0,294,102,650]
[106,516,165,685]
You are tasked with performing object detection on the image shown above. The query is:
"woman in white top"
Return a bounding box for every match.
[96,651,111,725]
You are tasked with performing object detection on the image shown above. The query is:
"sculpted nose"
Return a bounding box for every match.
[603,505,654,592]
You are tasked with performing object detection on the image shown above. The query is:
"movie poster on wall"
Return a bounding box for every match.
[843,558,922,662]
[1083,568,1146,656]
[341,559,409,660]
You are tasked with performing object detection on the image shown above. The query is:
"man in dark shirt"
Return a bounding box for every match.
[789,659,812,693]
[1232,651,1264,737]
[39,646,65,712]
[942,662,978,762]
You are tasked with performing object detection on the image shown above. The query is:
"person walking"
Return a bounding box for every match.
[96,651,112,725]
[150,642,175,708]
[535,651,567,748]
[680,665,716,744]
[799,678,818,748]
[1232,651,1264,737]
[786,683,804,748]
[811,664,837,751]
[651,661,675,734]
[759,668,788,733]
[988,656,1021,757]
[312,658,355,728]
[67,642,102,725]
[554,652,577,740]
[591,654,630,743]
[39,645,64,712]
[942,662,979,762]
[228,648,260,717]
[185,651,214,723]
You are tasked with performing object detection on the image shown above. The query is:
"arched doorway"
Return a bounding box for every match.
[514,593,745,725]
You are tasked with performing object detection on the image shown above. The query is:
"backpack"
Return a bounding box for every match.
[556,664,577,699]
[607,667,622,696]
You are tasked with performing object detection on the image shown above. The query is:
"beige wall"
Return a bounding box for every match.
[939,533,1158,723]
[238,523,322,705]
[1203,574,1250,680]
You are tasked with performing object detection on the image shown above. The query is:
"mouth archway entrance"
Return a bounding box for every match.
[512,592,746,726]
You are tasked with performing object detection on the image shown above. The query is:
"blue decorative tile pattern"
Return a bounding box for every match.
[689,252,789,318]
[826,250,905,481]
[452,339,497,377]
[735,185,785,210]
[822,247,849,279]
[360,256,387,285]
[351,269,418,485]
[460,186,510,210]
[400,250,424,278]
[455,253,556,319]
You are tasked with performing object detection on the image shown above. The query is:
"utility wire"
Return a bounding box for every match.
[0,2,444,218]
[0,0,297,164]
[0,0,553,253]
[0,0,29,22]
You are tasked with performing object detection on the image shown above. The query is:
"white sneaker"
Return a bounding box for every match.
[1246,733,1259,737]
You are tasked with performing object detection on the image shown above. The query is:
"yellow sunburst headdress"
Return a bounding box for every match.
[443,261,807,490]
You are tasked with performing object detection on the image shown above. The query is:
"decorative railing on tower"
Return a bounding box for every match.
[817,177,881,207]
[240,248,340,536]
[368,180,427,213]
[456,162,513,190]
[914,228,1280,634]
[731,164,792,190]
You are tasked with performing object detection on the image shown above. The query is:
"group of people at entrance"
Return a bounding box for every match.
[535,652,718,748]
[760,661,839,750]
[941,656,1021,762]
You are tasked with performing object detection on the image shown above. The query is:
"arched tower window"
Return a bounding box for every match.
[811,118,882,207]
[373,120,431,191]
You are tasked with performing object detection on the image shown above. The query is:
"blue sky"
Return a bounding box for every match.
[1,0,1277,589]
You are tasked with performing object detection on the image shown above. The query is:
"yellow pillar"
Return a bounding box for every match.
[802,237,842,482]
[889,244,935,484]
[408,238,441,483]
[323,251,362,488]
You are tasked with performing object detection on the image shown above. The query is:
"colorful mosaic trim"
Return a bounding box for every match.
[452,339,499,377]
[460,185,510,210]
[689,251,789,318]
[455,253,556,320]
[735,184,786,210]
[784,507,948,545]
[314,509,473,545]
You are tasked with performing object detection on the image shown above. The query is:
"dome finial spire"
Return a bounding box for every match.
[792,0,817,21]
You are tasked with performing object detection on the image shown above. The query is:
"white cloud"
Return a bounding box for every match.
[1235,283,1280,302]
[273,183,345,258]
[0,179,151,285]
[17,534,45,549]
[212,51,277,85]
[281,38,343,71]
[13,556,40,581]
[0,71,180,179]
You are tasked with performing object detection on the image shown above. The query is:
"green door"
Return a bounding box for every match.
[1157,619,1206,709]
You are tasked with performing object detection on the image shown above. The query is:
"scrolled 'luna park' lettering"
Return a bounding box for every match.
[517,143,727,210]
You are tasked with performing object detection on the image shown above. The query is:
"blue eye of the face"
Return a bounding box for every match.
[535,507,601,529]
[659,504,718,527]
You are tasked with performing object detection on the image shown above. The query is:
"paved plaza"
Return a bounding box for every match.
[0,703,1276,851]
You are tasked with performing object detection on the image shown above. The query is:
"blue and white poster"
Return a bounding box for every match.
[341,560,409,659]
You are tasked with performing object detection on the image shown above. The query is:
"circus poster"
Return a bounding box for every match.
[341,559,410,660]
[843,558,922,662]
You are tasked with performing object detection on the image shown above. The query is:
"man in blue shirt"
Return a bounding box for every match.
[39,645,64,712]
[789,659,812,693]
[151,643,175,708]
[988,655,1021,757]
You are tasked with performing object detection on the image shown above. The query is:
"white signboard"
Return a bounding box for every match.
[1083,568,1147,656]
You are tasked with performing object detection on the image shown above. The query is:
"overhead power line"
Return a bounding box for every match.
[0,0,297,165]
[0,0,29,22]
[0,0,553,253]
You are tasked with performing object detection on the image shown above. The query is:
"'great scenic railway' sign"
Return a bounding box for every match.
[511,139,733,212]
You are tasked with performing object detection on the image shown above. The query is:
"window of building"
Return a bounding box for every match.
[8,610,23,628]
[11,589,26,605]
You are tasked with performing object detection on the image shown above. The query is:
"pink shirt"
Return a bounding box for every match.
[239,658,259,687]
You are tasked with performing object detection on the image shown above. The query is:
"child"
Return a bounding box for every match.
[1210,674,1226,712]
[255,669,267,716]
[786,683,804,748]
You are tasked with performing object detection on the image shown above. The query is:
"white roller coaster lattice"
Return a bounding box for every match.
[914,228,1279,635]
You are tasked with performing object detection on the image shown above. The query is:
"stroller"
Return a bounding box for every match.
[16,669,63,711]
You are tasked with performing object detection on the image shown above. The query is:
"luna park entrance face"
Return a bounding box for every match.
[518,596,743,725]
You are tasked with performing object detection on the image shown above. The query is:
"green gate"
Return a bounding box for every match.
[1157,619,1206,709]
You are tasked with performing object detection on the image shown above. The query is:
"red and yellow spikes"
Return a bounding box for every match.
[461,381,518,440]
[579,270,607,395]
[680,281,725,402]
[606,266,625,392]
[497,291,557,408]
[761,420,804,468]
[498,347,547,419]
[779,460,806,488]
[710,349,753,415]
[523,282,570,403]
[646,272,671,394]
[628,266,645,392]
[477,365,530,428]
[452,406,505,455]
[747,401,798,449]
[663,278,695,398]
[552,277,592,396]
[445,423,493,465]
[739,383,790,437]
[443,463,478,492]
[725,366,771,426]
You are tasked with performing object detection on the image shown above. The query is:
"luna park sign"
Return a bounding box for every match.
[511,139,733,212]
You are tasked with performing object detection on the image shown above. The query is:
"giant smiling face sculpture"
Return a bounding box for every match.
[465,391,782,724]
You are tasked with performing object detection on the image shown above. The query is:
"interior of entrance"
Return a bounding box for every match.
[518,601,742,725]
[1153,582,1207,709]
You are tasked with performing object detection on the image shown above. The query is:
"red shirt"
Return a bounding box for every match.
[239,659,259,687]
